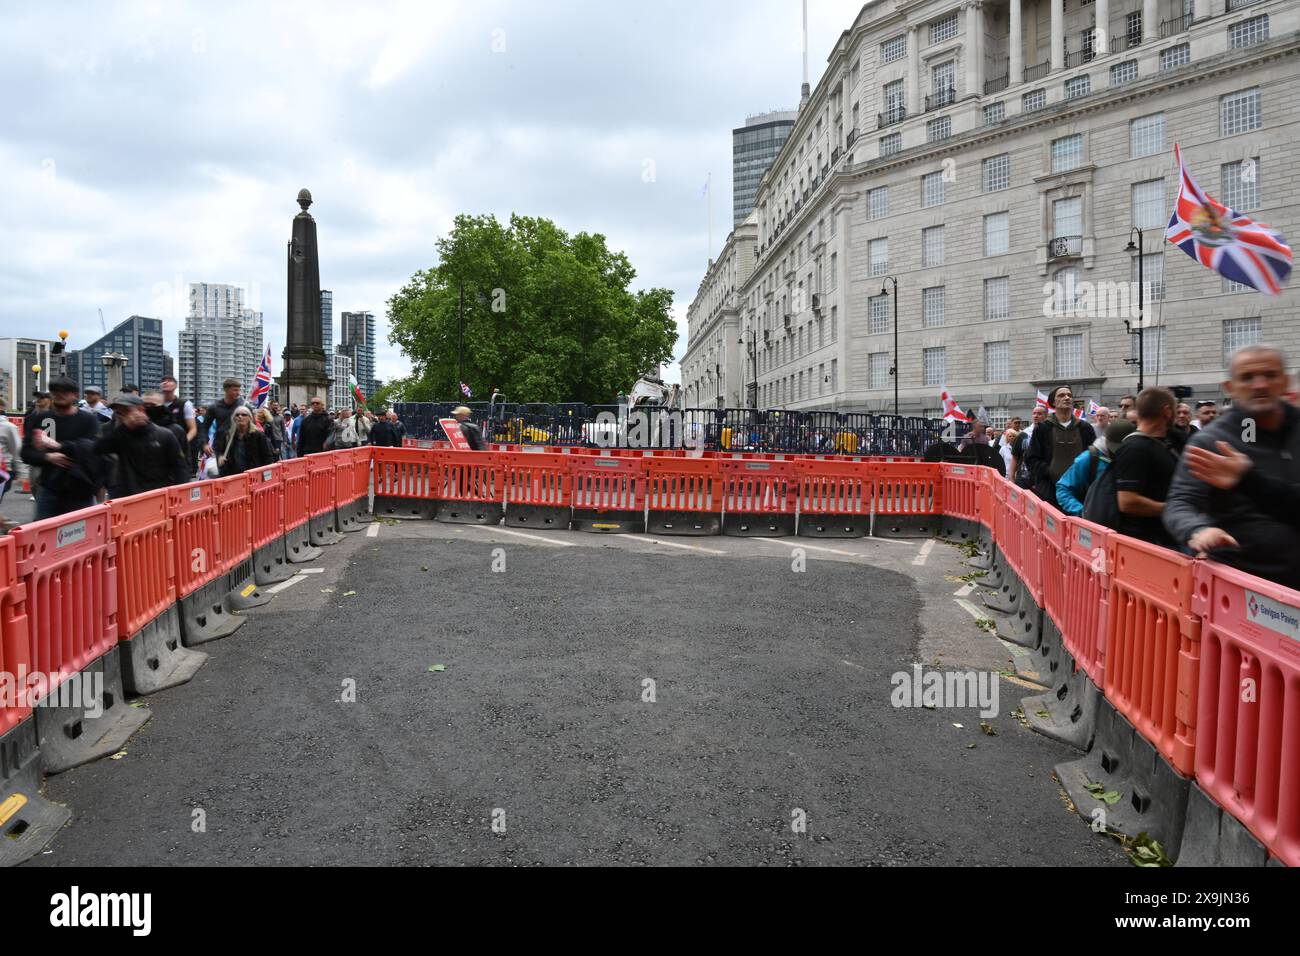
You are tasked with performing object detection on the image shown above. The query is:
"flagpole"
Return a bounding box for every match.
[707,171,712,263]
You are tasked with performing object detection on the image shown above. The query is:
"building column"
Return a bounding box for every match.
[965,2,984,96]
[1009,0,1022,84]
[1143,0,1158,42]
[1050,0,1064,71]
[906,26,920,115]
[1193,0,1209,22]
[1096,0,1110,55]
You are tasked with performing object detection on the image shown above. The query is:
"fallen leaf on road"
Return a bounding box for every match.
[966,743,977,749]
[321,587,335,594]
[109,751,127,760]
[1036,709,1050,718]
[427,664,447,673]
[979,722,996,736]
[952,722,964,729]
[343,591,356,597]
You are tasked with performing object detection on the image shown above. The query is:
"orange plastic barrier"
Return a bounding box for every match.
[940,463,979,527]
[1104,534,1199,776]
[869,462,940,519]
[434,450,502,505]
[977,468,996,531]
[570,455,646,531]
[720,459,797,517]
[1018,493,1044,607]
[1061,517,1111,685]
[645,457,722,534]
[0,536,31,736]
[372,447,436,503]
[108,491,175,641]
[248,465,285,551]
[214,474,253,576]
[11,505,116,697]
[794,459,872,521]
[1192,560,1300,866]
[995,480,1023,581]
[500,452,572,524]
[306,454,336,520]
[168,482,222,598]
[1037,503,1069,634]
[280,457,312,532]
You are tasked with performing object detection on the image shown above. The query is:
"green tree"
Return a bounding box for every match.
[387,213,677,405]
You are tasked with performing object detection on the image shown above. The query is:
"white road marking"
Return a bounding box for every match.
[624,535,727,555]
[841,659,866,671]
[750,537,856,557]
[366,523,380,538]
[911,539,937,566]
[866,536,920,546]
[267,575,309,595]
[296,568,326,575]
[953,583,976,598]
[459,524,577,547]
[955,598,991,622]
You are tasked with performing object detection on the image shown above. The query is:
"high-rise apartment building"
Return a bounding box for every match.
[179,282,264,406]
[339,310,376,398]
[65,316,166,396]
[329,352,353,411]
[733,111,797,227]
[0,338,59,410]
[321,289,333,355]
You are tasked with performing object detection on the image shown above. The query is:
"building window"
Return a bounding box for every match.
[984,101,1005,125]
[922,286,946,328]
[930,12,958,44]
[1131,326,1167,374]
[984,212,1010,256]
[883,79,906,122]
[984,277,1010,320]
[829,253,838,290]
[930,61,955,105]
[922,170,945,207]
[1229,15,1269,49]
[1051,134,1084,172]
[869,294,890,334]
[927,116,952,141]
[1126,12,1143,47]
[1130,113,1165,157]
[983,153,1010,192]
[831,305,837,342]
[922,226,945,267]
[984,341,1011,382]
[1110,60,1138,86]
[986,406,1011,430]
[923,347,947,386]
[880,132,902,156]
[1222,159,1260,211]
[869,238,889,277]
[1223,317,1262,363]
[869,352,891,389]
[868,186,889,220]
[1160,43,1190,71]
[1023,88,1046,112]
[1223,277,1251,294]
[1132,179,1165,230]
[1054,334,1083,377]
[1052,267,1084,315]
[1065,75,1090,100]
[882,34,907,63]
[1221,88,1261,136]
[1053,196,1082,238]
[1130,253,1166,301]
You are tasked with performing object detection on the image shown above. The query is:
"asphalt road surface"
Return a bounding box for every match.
[15,511,1128,867]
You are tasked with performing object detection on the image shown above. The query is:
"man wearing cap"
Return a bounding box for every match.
[81,385,114,424]
[450,406,486,450]
[296,396,333,456]
[21,376,105,519]
[93,393,189,497]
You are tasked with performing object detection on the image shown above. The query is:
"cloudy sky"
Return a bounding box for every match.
[0,0,864,389]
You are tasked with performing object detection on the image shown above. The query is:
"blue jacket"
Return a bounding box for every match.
[1056,445,1109,516]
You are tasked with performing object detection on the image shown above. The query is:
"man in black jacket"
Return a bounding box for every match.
[297,396,333,456]
[21,376,103,519]
[94,394,189,497]
[1025,385,1095,506]
[369,410,406,447]
[203,378,246,459]
[1164,345,1300,590]
[451,405,486,450]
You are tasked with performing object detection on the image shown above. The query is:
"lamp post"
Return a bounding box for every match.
[738,328,757,408]
[458,281,465,395]
[1124,227,1145,393]
[880,276,900,417]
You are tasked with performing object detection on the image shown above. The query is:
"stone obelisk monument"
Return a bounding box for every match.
[278,188,332,408]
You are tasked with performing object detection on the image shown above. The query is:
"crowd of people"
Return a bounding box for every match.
[4,375,409,525]
[969,344,1298,592]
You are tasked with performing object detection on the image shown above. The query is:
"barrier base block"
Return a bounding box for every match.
[977,548,1010,587]
[373,496,438,520]
[797,514,868,538]
[722,513,795,537]
[1177,783,1272,867]
[1055,699,1190,856]
[980,568,1024,615]
[647,509,721,536]
[336,498,368,533]
[968,539,996,571]
[225,564,273,612]
[179,576,246,646]
[309,512,344,547]
[938,516,979,544]
[0,718,70,867]
[988,600,1042,651]
[571,510,645,534]
[35,647,153,775]
[1022,648,1099,752]
[253,537,293,586]
[285,524,323,564]
[436,500,502,525]
[872,514,939,538]
[504,503,571,530]
[121,605,208,696]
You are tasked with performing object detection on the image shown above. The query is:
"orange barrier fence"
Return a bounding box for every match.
[501,452,571,527]
[0,536,30,737]
[280,458,312,531]
[794,458,872,535]
[645,457,721,535]
[1038,503,1069,636]
[1061,516,1111,685]
[1019,493,1044,609]
[108,491,174,641]
[939,463,979,529]
[168,482,222,599]
[719,459,797,534]
[248,465,284,552]
[570,455,646,532]
[214,475,253,577]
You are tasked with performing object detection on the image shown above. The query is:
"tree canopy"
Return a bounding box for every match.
[387,213,677,405]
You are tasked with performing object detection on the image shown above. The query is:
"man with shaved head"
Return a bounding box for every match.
[1164,345,1300,589]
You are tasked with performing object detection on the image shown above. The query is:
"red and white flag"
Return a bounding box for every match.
[1035,390,1050,409]
[939,386,972,423]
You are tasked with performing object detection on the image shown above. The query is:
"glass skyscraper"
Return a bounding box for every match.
[733,111,797,227]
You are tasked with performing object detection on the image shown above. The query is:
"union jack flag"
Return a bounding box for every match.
[248,345,273,409]
[1165,144,1292,296]
[460,381,472,398]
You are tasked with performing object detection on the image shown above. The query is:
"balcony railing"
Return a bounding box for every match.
[1064,49,1096,68]
[1047,235,1083,260]
[1160,13,1194,36]
[925,86,956,112]
[985,71,1009,95]
[1024,61,1050,82]
[1111,30,1143,54]
[846,128,858,147]
[877,106,907,128]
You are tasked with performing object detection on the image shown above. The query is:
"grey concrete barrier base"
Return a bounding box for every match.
[179,576,246,646]
[980,567,1024,615]
[35,646,152,775]
[796,514,869,538]
[1055,698,1191,856]
[647,509,721,536]
[336,497,369,533]
[285,521,323,564]
[253,537,293,586]
[570,510,645,534]
[373,496,438,520]
[436,500,502,525]
[225,560,273,612]
[309,511,344,547]
[0,717,70,867]
[722,512,795,537]
[1022,613,1065,681]
[1177,783,1274,867]
[977,546,1010,587]
[871,514,939,538]
[990,599,1042,651]
[120,605,208,696]
[968,539,997,571]
[938,515,980,544]
[1022,647,1099,751]
[504,503,571,530]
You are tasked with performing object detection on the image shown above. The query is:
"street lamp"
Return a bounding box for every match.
[738,329,757,408]
[1123,227,1146,393]
[880,276,900,417]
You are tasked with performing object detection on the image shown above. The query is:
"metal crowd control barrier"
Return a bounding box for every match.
[719,458,797,536]
[12,506,150,774]
[646,457,721,535]
[109,490,205,695]
[280,457,323,563]
[434,450,503,524]
[501,452,571,529]
[248,464,292,585]
[1190,560,1300,867]
[169,481,244,645]
[794,458,871,537]
[373,447,438,519]
[570,454,646,533]
[306,454,344,547]
[215,474,272,613]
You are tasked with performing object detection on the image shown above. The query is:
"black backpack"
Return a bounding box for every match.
[1080,433,1171,529]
